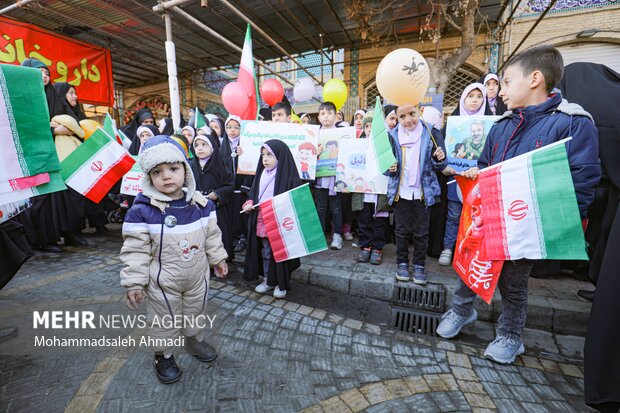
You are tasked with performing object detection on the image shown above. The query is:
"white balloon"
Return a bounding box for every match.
[294,77,315,102]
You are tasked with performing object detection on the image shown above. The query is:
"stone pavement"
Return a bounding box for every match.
[253,241,594,337]
[0,225,593,412]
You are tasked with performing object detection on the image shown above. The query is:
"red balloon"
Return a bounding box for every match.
[222,81,250,116]
[260,78,284,107]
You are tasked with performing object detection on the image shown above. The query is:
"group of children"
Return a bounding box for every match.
[117,45,600,383]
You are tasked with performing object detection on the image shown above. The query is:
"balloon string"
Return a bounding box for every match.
[421,119,438,149]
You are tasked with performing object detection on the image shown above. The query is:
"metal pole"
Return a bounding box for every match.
[217,0,324,85]
[0,0,38,16]
[320,34,324,84]
[153,0,195,13]
[170,6,294,88]
[163,13,182,131]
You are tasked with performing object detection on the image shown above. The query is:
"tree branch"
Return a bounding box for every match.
[441,4,462,33]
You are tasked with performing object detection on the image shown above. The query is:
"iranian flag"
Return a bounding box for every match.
[60,129,135,203]
[0,64,66,200]
[261,184,327,262]
[479,139,587,261]
[367,97,397,174]
[237,24,259,121]
[193,107,208,130]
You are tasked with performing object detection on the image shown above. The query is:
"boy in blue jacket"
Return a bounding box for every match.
[436,45,600,364]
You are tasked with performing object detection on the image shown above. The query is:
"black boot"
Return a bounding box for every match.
[185,336,218,362]
[577,289,595,302]
[153,354,182,384]
[40,243,62,253]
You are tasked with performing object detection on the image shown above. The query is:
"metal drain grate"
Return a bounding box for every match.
[390,307,441,337]
[393,283,446,312]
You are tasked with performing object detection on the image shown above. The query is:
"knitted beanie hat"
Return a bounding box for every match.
[362,111,374,130]
[138,135,196,202]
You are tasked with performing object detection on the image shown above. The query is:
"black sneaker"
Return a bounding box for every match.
[153,354,182,384]
[185,336,218,362]
[65,234,89,247]
[40,243,62,253]
[234,238,246,252]
[356,248,371,262]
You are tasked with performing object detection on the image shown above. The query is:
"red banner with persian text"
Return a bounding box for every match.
[0,16,114,106]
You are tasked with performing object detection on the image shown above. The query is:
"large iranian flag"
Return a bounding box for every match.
[60,129,135,203]
[237,24,259,121]
[0,64,65,202]
[261,184,327,262]
[479,139,587,261]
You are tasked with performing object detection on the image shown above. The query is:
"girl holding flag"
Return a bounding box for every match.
[242,140,301,299]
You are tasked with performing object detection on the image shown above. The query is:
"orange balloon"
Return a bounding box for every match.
[79,119,102,140]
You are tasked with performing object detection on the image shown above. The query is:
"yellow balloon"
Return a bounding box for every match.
[322,78,348,111]
[290,113,300,124]
[376,48,430,106]
[79,119,102,140]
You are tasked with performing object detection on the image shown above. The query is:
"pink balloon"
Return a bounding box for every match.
[222,82,250,116]
[260,78,284,107]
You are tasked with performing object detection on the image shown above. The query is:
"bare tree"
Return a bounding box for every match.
[422,0,485,94]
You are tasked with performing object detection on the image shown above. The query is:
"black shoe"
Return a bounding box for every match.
[95,225,109,235]
[40,243,62,253]
[0,326,17,340]
[577,289,595,302]
[153,354,182,384]
[234,238,246,253]
[185,336,218,362]
[357,248,371,263]
[65,234,89,247]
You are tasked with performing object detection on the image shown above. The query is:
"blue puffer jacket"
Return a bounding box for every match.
[385,121,448,206]
[478,92,601,217]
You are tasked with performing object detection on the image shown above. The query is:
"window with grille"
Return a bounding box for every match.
[363,65,481,113]
[444,67,481,110]
[364,80,379,110]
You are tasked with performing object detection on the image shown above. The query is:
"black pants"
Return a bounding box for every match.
[358,203,388,250]
[315,189,342,235]
[394,198,429,266]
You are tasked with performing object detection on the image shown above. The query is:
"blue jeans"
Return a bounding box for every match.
[443,200,462,250]
[451,260,534,339]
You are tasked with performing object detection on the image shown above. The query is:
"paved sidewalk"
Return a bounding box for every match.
[0,226,593,412]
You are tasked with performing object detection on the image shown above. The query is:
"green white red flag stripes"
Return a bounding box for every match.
[237,24,259,121]
[367,97,397,174]
[60,129,135,203]
[261,184,327,262]
[0,64,63,194]
[479,140,587,261]
[194,107,208,130]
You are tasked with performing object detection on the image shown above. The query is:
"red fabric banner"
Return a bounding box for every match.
[452,175,504,304]
[0,16,114,106]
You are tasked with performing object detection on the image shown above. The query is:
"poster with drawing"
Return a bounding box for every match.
[120,156,143,196]
[237,121,320,179]
[335,138,389,194]
[444,115,499,173]
[315,126,356,178]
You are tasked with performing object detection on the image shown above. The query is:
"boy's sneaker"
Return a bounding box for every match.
[154,354,182,384]
[370,249,383,265]
[412,265,427,285]
[484,335,525,365]
[185,336,217,362]
[395,263,410,281]
[438,249,453,266]
[343,232,354,241]
[255,279,275,294]
[357,248,371,262]
[273,286,287,299]
[330,233,343,250]
[436,309,478,338]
